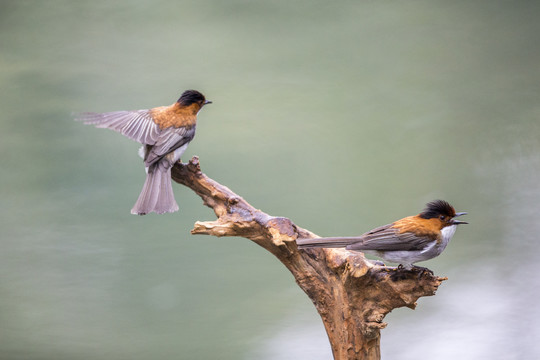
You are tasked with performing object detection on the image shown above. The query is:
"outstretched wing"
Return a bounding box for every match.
[75,110,160,145]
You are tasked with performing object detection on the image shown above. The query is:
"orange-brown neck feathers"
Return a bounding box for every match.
[150,102,199,129]
[393,215,443,239]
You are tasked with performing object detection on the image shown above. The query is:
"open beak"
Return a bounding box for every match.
[452,212,468,225]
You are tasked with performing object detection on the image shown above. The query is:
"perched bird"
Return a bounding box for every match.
[75,90,212,215]
[297,200,467,270]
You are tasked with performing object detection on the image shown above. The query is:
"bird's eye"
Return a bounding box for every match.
[440,215,446,221]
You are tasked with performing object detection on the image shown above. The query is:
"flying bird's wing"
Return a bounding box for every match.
[75,110,160,145]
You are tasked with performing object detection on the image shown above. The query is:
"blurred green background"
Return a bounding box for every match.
[1,1,539,359]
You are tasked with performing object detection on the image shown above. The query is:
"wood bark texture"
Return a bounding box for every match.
[171,157,447,360]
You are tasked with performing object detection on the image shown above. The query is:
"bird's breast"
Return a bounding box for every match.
[440,225,457,245]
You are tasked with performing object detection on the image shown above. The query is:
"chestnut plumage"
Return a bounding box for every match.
[296,200,468,270]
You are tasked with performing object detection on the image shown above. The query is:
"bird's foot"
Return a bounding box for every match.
[371,260,398,273]
[409,265,434,276]
[387,264,434,281]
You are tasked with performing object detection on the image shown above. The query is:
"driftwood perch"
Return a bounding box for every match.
[171,157,447,360]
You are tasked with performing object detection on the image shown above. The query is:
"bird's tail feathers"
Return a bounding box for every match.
[131,163,179,215]
[296,237,362,249]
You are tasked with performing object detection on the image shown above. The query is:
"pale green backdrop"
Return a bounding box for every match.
[1,1,539,359]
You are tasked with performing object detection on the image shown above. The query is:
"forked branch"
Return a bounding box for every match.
[171,157,447,360]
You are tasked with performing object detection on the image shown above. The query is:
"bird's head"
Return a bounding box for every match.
[177,90,212,108]
[419,200,468,228]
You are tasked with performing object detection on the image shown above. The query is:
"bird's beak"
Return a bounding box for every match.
[203,100,212,106]
[452,212,468,225]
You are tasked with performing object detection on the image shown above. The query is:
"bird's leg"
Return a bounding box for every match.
[371,260,398,272]
[397,264,410,271]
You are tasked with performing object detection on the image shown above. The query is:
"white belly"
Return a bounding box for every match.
[168,143,189,163]
[367,225,458,268]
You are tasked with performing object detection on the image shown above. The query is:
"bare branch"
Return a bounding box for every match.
[172,157,447,360]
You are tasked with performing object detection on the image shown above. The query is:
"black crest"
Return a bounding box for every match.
[177,90,206,106]
[419,200,456,219]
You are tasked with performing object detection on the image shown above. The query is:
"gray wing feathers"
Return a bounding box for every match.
[297,224,434,252]
[347,225,431,251]
[75,110,160,145]
[144,126,196,166]
[153,127,193,157]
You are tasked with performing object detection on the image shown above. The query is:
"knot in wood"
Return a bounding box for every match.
[187,156,201,172]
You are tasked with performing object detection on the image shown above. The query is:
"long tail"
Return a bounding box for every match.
[131,162,179,215]
[296,237,363,249]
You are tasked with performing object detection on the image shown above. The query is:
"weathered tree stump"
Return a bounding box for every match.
[172,157,447,360]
